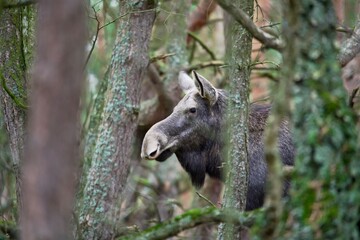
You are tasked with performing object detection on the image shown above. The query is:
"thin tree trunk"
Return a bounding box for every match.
[218,0,253,239]
[0,8,28,209]
[79,1,156,239]
[20,0,86,239]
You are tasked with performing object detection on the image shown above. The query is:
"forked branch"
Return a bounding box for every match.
[216,0,284,51]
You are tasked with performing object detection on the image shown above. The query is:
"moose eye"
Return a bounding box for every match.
[189,107,197,113]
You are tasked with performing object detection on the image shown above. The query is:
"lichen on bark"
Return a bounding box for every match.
[79,1,156,239]
[218,0,253,239]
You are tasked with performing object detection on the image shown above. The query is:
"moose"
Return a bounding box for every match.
[141,71,294,210]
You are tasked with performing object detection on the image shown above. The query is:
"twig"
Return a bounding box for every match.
[150,53,176,63]
[250,60,280,69]
[254,0,265,22]
[84,6,100,69]
[85,8,157,68]
[184,60,225,72]
[260,22,281,29]
[196,191,217,208]
[252,67,279,71]
[215,0,284,51]
[99,8,157,30]
[187,31,217,60]
[99,15,125,30]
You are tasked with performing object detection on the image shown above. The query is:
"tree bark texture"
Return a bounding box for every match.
[282,1,360,239]
[218,0,253,239]
[0,8,28,207]
[79,1,156,239]
[20,0,86,239]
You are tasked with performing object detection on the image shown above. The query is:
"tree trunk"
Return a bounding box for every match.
[20,0,86,239]
[218,0,253,239]
[0,7,28,209]
[79,1,156,239]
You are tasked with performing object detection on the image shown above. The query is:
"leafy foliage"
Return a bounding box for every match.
[280,1,360,239]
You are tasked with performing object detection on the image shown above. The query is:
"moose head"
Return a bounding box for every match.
[141,71,294,210]
[141,71,226,188]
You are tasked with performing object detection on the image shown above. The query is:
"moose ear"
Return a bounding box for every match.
[192,71,218,106]
[178,71,196,94]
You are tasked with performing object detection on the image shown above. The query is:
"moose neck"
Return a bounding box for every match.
[175,91,228,187]
[175,137,224,188]
[174,91,271,188]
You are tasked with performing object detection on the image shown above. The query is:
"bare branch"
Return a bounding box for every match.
[84,6,101,68]
[195,191,217,208]
[216,0,284,51]
[339,20,360,67]
[188,31,217,60]
[149,53,176,63]
[184,60,225,72]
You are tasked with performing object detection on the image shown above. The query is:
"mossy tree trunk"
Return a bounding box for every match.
[278,1,360,239]
[218,0,253,239]
[0,5,34,210]
[79,1,156,239]
[20,0,86,239]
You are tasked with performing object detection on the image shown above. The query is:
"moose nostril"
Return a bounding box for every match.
[149,149,158,158]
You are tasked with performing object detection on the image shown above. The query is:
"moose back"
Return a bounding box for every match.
[141,71,294,210]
